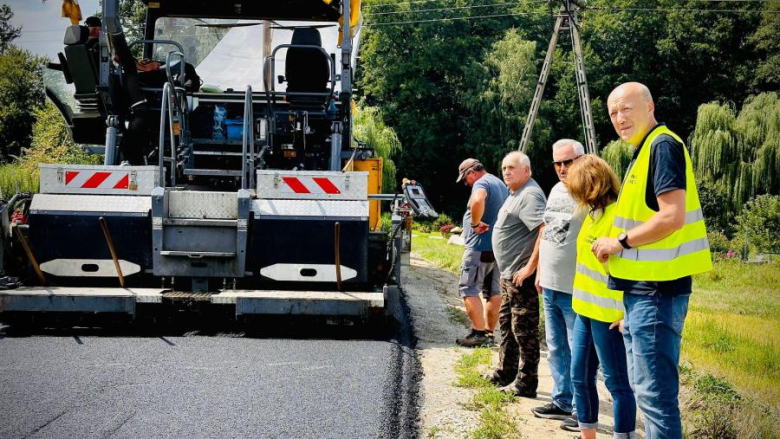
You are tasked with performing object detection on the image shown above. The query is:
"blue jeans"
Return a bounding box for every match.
[623,293,690,439]
[571,314,636,437]
[542,288,577,413]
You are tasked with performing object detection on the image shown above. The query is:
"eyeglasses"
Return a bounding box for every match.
[552,156,582,168]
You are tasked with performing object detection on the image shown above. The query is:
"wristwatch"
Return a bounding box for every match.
[617,232,632,249]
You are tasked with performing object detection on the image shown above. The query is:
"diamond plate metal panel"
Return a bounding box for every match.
[29,194,151,214]
[251,199,368,219]
[256,170,368,200]
[39,164,160,195]
[168,191,238,219]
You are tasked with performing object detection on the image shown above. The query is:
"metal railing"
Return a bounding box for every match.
[158,82,177,187]
[242,85,255,190]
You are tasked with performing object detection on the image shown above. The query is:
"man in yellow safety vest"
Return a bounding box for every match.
[592,82,712,439]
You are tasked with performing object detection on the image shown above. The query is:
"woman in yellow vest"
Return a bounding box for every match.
[566,155,636,439]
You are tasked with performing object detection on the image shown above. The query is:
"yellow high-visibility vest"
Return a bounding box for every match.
[573,203,624,323]
[608,125,713,281]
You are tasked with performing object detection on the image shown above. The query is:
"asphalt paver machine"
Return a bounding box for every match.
[0,0,437,326]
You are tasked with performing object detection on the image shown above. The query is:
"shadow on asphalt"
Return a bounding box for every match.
[0,313,400,341]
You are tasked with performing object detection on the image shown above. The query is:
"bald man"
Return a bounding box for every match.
[593,82,712,439]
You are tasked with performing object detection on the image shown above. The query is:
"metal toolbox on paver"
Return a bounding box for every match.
[39,164,161,196]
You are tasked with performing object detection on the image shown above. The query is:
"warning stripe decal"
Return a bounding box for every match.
[63,171,132,190]
[283,177,310,194]
[312,177,341,194]
[282,176,344,195]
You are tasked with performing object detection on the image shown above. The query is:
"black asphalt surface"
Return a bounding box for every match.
[0,320,419,439]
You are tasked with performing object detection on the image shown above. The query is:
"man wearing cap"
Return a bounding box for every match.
[455,158,509,347]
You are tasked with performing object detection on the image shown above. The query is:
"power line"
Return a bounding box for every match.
[365,2,523,16]
[364,10,550,26]
[586,6,780,13]
[366,4,778,26]
[364,0,547,9]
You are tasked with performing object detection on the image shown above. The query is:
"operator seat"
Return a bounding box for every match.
[285,28,330,105]
[62,25,99,105]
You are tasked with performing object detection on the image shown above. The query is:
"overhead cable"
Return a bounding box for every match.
[365,10,550,26]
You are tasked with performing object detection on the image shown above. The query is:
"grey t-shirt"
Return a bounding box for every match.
[461,173,509,251]
[538,182,586,294]
[492,178,547,280]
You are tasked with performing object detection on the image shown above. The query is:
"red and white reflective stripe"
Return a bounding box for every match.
[281,176,342,194]
[64,171,130,190]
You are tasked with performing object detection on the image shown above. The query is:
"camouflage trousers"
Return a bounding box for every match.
[495,277,540,392]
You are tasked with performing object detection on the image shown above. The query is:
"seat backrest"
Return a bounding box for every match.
[285,28,330,94]
[63,26,98,96]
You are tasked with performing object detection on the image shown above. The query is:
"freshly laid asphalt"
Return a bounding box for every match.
[0,322,418,439]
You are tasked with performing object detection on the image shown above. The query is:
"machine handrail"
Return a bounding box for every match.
[129,39,185,59]
[242,85,254,190]
[158,82,178,187]
[164,50,187,93]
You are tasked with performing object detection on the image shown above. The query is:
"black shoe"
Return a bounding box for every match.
[499,383,537,399]
[560,416,581,432]
[481,371,511,387]
[456,330,488,348]
[485,335,495,346]
[532,403,572,420]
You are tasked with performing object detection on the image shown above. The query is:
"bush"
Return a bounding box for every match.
[432,213,455,230]
[707,231,730,254]
[735,194,780,255]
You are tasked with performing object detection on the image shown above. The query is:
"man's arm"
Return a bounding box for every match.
[514,224,542,286]
[592,189,686,262]
[533,223,545,293]
[470,188,489,234]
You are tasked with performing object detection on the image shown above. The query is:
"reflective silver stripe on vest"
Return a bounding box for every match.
[617,236,710,262]
[613,209,705,230]
[573,288,625,312]
[576,263,609,284]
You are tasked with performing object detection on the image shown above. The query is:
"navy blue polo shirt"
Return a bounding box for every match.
[608,124,693,296]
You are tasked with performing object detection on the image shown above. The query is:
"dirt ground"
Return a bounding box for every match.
[405,255,642,439]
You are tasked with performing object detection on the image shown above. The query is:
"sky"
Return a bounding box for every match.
[8,0,101,60]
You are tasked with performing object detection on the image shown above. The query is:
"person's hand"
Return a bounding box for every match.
[534,272,542,294]
[592,237,622,263]
[472,221,490,235]
[609,319,624,334]
[512,265,533,287]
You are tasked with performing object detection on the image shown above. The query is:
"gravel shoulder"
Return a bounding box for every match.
[405,255,639,439]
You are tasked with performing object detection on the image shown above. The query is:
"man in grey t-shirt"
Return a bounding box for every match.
[531,139,586,430]
[485,151,547,397]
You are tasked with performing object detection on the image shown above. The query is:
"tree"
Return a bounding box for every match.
[0,46,46,161]
[735,195,780,255]
[461,29,538,172]
[690,92,780,212]
[601,139,632,179]
[0,4,21,54]
[19,101,101,172]
[353,105,401,192]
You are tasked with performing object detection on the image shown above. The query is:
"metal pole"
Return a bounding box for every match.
[569,12,598,154]
[99,216,125,288]
[334,222,342,291]
[14,227,46,286]
[518,9,565,153]
[336,0,353,170]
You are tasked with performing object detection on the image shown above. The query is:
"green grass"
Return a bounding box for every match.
[0,163,39,197]
[687,259,780,406]
[453,348,523,439]
[447,305,471,328]
[411,232,463,274]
